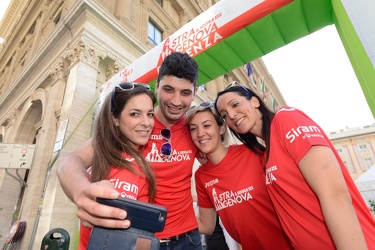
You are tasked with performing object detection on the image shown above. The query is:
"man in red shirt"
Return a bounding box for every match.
[57,52,202,249]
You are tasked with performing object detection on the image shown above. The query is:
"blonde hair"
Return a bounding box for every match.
[185,103,229,146]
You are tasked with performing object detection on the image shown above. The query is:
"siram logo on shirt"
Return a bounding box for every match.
[212,186,253,211]
[285,125,323,143]
[110,178,138,199]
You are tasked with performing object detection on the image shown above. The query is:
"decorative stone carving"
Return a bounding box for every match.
[105,61,120,80]
[64,36,106,68]
[49,58,68,80]
[7,109,19,126]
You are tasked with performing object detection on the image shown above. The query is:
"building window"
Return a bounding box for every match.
[353,145,367,171]
[359,144,367,150]
[223,74,228,83]
[148,20,162,45]
[364,158,373,169]
[155,0,163,6]
[343,146,356,173]
[198,85,206,91]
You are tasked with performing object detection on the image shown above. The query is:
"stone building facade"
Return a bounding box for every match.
[328,124,375,181]
[0,0,286,248]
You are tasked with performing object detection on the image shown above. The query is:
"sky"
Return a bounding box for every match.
[1,2,374,132]
[262,25,374,132]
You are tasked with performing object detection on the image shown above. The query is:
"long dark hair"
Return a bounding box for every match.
[91,84,157,202]
[215,86,274,164]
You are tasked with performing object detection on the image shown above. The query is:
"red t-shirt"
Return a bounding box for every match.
[266,106,375,249]
[78,154,149,250]
[195,145,292,249]
[143,116,198,239]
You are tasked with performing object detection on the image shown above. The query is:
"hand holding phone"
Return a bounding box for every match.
[87,198,167,250]
[97,197,167,232]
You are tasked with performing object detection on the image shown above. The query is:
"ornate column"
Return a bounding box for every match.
[19,57,70,250]
[34,36,107,249]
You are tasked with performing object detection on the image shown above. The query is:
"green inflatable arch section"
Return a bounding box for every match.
[332,0,375,118]
[121,0,375,118]
[194,0,332,84]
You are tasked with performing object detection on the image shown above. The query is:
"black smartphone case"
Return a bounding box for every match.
[87,198,167,250]
[87,227,160,250]
[96,197,167,232]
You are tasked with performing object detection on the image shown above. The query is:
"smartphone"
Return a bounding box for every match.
[97,197,167,233]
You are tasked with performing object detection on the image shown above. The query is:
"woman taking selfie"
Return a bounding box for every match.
[75,82,157,249]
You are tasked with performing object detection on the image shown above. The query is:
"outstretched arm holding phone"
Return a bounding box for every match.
[58,139,130,229]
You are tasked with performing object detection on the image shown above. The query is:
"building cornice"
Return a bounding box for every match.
[0,0,151,122]
[0,0,22,37]
[328,124,375,140]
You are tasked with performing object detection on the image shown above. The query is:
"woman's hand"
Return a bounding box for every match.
[75,180,131,229]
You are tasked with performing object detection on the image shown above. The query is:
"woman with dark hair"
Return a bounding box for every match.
[215,81,375,249]
[186,102,292,249]
[58,52,204,249]
[78,82,157,249]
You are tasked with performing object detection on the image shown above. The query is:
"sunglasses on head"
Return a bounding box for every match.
[160,128,172,158]
[111,82,151,111]
[186,102,214,117]
[225,81,252,97]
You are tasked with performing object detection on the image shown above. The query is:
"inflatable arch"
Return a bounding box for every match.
[101,0,375,118]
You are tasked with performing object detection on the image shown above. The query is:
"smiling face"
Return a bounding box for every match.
[188,110,225,155]
[114,93,155,148]
[155,75,196,125]
[216,91,263,137]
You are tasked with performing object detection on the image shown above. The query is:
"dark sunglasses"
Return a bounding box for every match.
[186,102,214,117]
[225,81,252,97]
[160,128,172,158]
[111,82,151,111]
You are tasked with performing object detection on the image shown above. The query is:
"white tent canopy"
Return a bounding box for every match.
[355,166,375,207]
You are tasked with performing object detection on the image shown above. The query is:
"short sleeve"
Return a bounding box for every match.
[195,168,214,209]
[272,107,330,164]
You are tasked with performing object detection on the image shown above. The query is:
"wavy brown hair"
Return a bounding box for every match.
[91,84,157,202]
